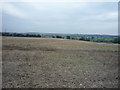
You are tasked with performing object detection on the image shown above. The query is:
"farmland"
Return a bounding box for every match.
[2,36,119,88]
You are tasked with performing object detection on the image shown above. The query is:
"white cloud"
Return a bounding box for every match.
[78,12,117,21]
[94,12,117,21]
[3,3,28,19]
[27,2,90,21]
[1,0,119,2]
[0,3,2,32]
[2,2,118,35]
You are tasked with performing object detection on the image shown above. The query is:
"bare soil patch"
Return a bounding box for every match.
[2,37,119,88]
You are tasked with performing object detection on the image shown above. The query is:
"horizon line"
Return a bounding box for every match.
[0,31,118,36]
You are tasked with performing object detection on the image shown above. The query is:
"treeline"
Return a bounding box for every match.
[1,33,42,37]
[1,32,120,44]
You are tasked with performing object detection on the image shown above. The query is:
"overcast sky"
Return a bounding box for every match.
[2,2,118,35]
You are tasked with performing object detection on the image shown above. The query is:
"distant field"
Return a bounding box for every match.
[2,36,119,88]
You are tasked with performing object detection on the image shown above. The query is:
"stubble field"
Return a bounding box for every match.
[2,36,119,88]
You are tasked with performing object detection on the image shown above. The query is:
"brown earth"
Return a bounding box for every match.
[2,36,119,88]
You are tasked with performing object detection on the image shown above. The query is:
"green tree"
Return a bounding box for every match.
[56,36,62,38]
[66,36,70,39]
[79,37,85,40]
[113,37,120,44]
[52,36,55,38]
